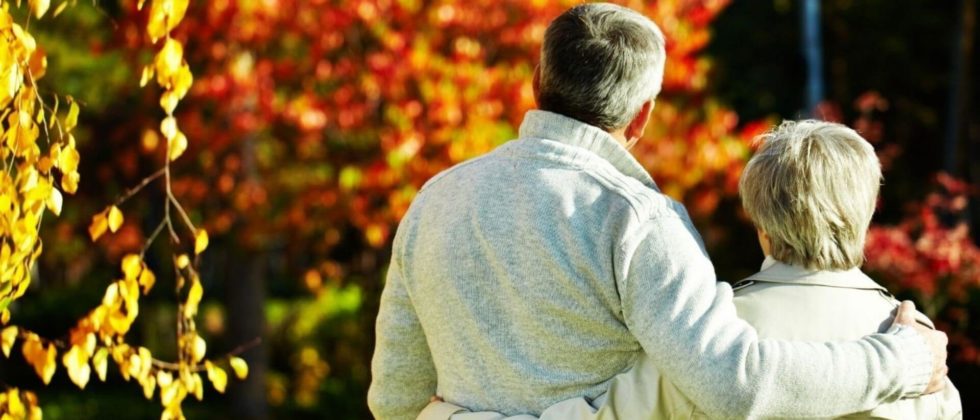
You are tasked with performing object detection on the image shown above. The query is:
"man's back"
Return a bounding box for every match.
[370,112,940,420]
[395,111,678,414]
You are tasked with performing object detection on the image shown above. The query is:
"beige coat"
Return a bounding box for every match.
[419,258,962,420]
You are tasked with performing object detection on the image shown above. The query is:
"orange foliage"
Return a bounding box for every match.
[117,0,762,284]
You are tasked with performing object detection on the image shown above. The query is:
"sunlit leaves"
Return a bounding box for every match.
[62,344,91,389]
[0,2,244,417]
[0,388,42,420]
[46,186,62,215]
[186,279,202,317]
[108,205,124,232]
[146,0,189,43]
[175,253,189,269]
[29,0,50,19]
[1,326,17,357]
[154,39,183,83]
[168,130,187,161]
[205,361,228,393]
[92,347,109,382]
[52,1,67,17]
[194,229,208,254]
[122,254,142,280]
[64,99,79,131]
[88,205,124,240]
[229,356,248,380]
[21,334,56,384]
[0,0,79,317]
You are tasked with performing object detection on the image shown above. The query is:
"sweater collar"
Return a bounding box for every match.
[746,256,887,292]
[517,110,658,189]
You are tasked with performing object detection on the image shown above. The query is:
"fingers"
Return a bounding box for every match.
[892,300,916,326]
[920,328,950,395]
[924,365,948,394]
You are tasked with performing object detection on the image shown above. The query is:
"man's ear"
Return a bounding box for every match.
[624,100,654,145]
[532,65,542,107]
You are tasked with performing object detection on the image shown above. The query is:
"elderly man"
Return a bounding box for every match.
[368,3,948,420]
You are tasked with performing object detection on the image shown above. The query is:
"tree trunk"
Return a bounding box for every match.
[226,247,269,419]
[801,0,824,116]
[944,0,975,174]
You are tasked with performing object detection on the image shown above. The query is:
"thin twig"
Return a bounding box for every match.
[150,337,263,372]
[28,72,53,146]
[164,162,179,244]
[116,167,166,207]
[168,194,197,234]
[140,218,167,258]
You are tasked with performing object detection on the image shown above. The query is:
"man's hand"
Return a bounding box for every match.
[890,300,948,395]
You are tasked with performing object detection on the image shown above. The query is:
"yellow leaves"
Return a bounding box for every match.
[160,116,177,141]
[52,1,67,17]
[155,38,183,79]
[29,0,50,19]
[146,0,189,43]
[46,185,62,215]
[185,279,202,317]
[89,205,123,241]
[229,357,249,380]
[92,347,108,382]
[160,90,178,113]
[140,65,155,88]
[88,211,107,241]
[168,130,187,161]
[62,345,91,389]
[142,371,157,399]
[60,169,79,194]
[204,361,227,393]
[21,334,56,384]
[108,205,124,232]
[194,229,208,255]
[2,326,17,357]
[122,253,142,280]
[139,265,157,294]
[176,253,190,269]
[191,335,206,363]
[187,371,204,401]
[0,388,42,420]
[64,100,79,132]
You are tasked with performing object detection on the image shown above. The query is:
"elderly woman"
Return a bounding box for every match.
[421,120,962,420]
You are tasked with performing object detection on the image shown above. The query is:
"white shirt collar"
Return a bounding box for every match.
[518,110,658,190]
[746,256,887,292]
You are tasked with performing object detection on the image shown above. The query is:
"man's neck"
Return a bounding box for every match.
[608,128,631,149]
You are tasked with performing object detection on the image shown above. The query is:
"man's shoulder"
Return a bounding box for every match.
[416,139,686,223]
[583,161,686,222]
[418,145,510,194]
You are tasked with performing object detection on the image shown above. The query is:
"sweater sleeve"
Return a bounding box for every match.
[616,214,934,419]
[368,255,437,420]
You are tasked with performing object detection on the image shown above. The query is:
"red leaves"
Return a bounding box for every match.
[864,175,980,364]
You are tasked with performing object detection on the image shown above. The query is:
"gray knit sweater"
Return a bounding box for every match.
[368,110,933,419]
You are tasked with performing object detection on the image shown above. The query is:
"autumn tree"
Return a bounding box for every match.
[0,1,247,418]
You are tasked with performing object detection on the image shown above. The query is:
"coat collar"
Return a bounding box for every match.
[517,110,658,189]
[742,256,888,292]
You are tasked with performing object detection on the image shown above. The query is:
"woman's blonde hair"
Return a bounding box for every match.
[739,120,882,270]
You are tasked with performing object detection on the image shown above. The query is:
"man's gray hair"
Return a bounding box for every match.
[739,120,882,271]
[538,3,666,131]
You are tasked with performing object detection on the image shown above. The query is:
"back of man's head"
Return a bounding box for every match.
[538,3,666,131]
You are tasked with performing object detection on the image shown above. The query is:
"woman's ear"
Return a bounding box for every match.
[757,229,772,256]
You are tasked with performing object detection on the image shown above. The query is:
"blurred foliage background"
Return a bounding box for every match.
[1,0,977,418]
